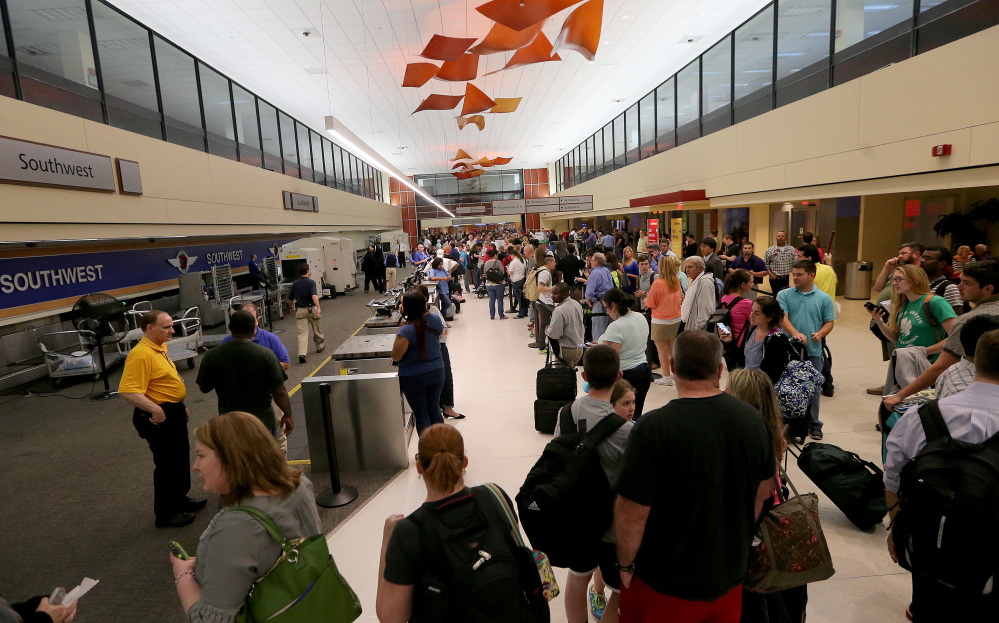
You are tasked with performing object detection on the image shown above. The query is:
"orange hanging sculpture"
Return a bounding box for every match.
[476,0,583,32]
[451,149,473,160]
[486,32,561,75]
[455,170,473,180]
[468,22,543,54]
[402,62,440,87]
[420,34,478,62]
[553,0,604,62]
[491,156,513,165]
[435,53,480,82]
[460,83,496,116]
[412,94,464,114]
[488,98,522,113]
[451,161,472,169]
[457,115,486,131]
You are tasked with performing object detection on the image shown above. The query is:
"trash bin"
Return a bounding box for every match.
[845,261,873,299]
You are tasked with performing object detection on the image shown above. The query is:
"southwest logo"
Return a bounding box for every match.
[166,250,198,273]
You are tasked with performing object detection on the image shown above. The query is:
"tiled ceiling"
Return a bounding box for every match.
[105,0,771,176]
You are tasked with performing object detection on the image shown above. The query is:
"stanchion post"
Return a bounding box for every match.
[315,382,358,508]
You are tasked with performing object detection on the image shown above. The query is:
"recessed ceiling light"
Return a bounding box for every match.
[622,15,629,19]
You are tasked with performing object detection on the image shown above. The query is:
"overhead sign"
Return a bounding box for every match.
[456,205,486,214]
[492,199,525,215]
[670,218,683,255]
[283,191,319,212]
[0,238,295,314]
[557,195,593,211]
[647,219,659,245]
[491,195,593,215]
[0,135,116,192]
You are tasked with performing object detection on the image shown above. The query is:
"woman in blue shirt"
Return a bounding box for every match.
[392,291,446,434]
[429,257,453,317]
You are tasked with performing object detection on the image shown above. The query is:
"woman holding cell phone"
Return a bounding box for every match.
[718,295,799,385]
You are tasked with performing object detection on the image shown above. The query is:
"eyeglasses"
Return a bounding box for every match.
[891,276,907,283]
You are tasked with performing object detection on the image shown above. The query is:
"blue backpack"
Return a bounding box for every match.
[775,358,824,420]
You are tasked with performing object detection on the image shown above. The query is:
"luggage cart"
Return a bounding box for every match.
[37,330,126,386]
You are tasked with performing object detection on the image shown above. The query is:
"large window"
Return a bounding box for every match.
[0,14,14,98]
[676,60,701,145]
[612,114,625,169]
[7,0,103,121]
[296,121,314,182]
[625,103,640,163]
[257,99,281,173]
[833,0,914,84]
[232,84,260,166]
[655,77,676,153]
[199,63,237,161]
[734,6,774,122]
[155,37,205,151]
[776,0,832,106]
[331,143,346,190]
[639,93,656,158]
[701,35,733,135]
[278,112,299,178]
[310,130,325,185]
[92,3,160,138]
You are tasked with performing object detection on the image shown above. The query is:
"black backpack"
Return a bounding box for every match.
[892,400,999,594]
[486,261,506,284]
[516,408,626,568]
[386,253,398,267]
[705,296,744,335]
[410,486,549,623]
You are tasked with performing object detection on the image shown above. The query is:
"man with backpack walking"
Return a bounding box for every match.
[613,331,775,622]
[884,329,999,622]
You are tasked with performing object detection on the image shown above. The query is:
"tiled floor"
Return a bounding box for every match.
[326,294,912,623]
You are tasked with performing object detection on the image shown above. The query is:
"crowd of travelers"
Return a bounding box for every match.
[11,226,994,623]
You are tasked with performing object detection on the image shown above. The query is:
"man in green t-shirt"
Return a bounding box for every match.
[196,310,293,438]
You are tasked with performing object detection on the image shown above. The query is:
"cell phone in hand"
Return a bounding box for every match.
[169,541,190,560]
[717,323,730,335]
[864,302,878,312]
[49,587,65,605]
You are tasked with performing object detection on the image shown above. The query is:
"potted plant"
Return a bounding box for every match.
[934,197,999,248]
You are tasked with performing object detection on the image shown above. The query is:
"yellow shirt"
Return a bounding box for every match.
[119,337,186,404]
[814,264,838,316]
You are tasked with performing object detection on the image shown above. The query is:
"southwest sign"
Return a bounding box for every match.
[0,135,116,192]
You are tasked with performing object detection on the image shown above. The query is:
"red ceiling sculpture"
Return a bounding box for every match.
[412,94,464,114]
[451,161,472,169]
[452,149,473,160]
[468,22,543,54]
[476,0,583,32]
[420,34,478,61]
[455,170,473,179]
[491,156,513,165]
[402,62,440,87]
[435,53,480,82]
[457,115,486,131]
[487,32,561,75]
[460,83,496,116]
[554,0,604,61]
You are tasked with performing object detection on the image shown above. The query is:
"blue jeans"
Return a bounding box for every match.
[807,355,824,429]
[512,279,527,317]
[399,367,445,435]
[487,284,506,318]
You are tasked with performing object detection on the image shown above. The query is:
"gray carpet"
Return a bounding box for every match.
[0,269,415,622]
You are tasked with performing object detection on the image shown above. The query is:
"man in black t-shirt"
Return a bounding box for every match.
[557,243,586,291]
[289,263,324,363]
[196,310,292,438]
[614,330,774,620]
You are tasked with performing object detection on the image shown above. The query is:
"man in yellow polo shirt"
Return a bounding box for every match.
[119,310,206,528]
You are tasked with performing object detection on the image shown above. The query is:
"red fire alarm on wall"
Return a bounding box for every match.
[932,144,952,157]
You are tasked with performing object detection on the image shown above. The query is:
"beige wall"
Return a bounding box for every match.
[550,25,999,215]
[0,97,401,243]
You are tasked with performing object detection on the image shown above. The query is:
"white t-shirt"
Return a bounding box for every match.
[538,268,553,306]
[507,257,527,281]
[601,311,650,371]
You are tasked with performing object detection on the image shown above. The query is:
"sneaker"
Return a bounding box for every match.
[538,348,548,355]
[790,435,805,445]
[866,385,885,395]
[528,332,535,338]
[298,355,307,364]
[589,586,607,622]
[654,376,674,386]
[809,427,823,440]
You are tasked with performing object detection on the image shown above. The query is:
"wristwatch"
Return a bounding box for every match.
[614,560,635,573]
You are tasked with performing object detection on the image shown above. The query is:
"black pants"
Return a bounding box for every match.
[821,338,834,391]
[912,572,994,622]
[399,252,406,267]
[771,274,790,295]
[132,402,191,520]
[439,344,455,409]
[623,362,653,420]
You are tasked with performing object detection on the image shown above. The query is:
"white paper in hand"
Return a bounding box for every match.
[61,577,98,606]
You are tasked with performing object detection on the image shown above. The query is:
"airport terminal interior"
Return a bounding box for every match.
[1,0,999,621]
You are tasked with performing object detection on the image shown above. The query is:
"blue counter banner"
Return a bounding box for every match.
[0,238,296,311]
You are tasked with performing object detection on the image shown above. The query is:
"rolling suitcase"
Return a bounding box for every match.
[534,399,570,434]
[535,342,576,433]
[793,442,887,530]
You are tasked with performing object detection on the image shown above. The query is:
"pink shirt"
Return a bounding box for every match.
[720,294,753,339]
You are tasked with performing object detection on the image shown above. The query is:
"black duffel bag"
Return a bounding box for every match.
[536,340,577,402]
[795,442,888,530]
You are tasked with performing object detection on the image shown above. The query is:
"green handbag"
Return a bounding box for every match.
[233,506,362,623]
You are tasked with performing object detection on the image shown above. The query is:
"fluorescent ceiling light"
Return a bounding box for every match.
[324,115,455,218]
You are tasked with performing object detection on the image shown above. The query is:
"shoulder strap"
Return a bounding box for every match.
[725,296,744,310]
[583,413,627,448]
[921,294,940,328]
[233,506,293,554]
[481,483,526,548]
[933,280,949,298]
[557,405,575,436]
[917,400,950,444]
